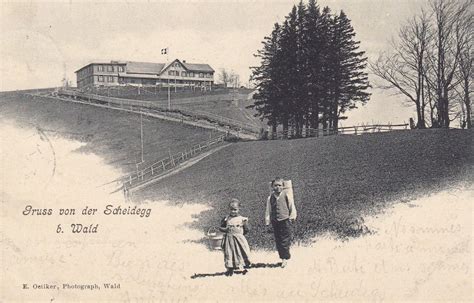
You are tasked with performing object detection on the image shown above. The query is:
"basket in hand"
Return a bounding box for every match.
[206,227,224,250]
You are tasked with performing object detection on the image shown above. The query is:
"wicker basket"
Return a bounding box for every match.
[207,227,224,250]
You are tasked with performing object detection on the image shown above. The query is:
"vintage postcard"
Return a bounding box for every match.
[1,0,472,302]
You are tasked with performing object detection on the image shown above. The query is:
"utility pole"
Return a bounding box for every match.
[168,78,171,110]
[174,70,177,93]
[140,110,144,163]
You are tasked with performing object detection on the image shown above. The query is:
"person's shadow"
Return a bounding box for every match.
[190,262,281,279]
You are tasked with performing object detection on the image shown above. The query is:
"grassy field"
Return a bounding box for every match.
[0,93,218,176]
[90,86,254,101]
[2,91,472,250]
[134,129,473,248]
[89,86,265,129]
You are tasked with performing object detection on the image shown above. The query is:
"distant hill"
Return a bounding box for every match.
[134,129,473,248]
[0,92,218,175]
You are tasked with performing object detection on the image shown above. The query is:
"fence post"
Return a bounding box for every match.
[151,166,154,175]
[161,160,165,170]
[354,126,358,135]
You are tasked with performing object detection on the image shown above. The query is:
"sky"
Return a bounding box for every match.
[0,0,427,125]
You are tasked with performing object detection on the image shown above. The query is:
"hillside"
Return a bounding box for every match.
[87,86,265,129]
[0,93,217,175]
[134,129,473,248]
[2,91,472,249]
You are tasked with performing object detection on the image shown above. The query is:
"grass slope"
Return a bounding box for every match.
[135,129,473,248]
[0,93,217,175]
[91,86,264,128]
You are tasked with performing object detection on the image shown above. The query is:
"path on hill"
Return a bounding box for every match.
[28,93,258,140]
[127,143,231,192]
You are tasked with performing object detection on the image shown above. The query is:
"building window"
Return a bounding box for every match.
[107,66,114,72]
[199,73,204,78]
[118,66,124,72]
[182,71,187,77]
[98,76,104,82]
[174,63,179,68]
[189,72,194,77]
[98,65,104,72]
[108,76,114,82]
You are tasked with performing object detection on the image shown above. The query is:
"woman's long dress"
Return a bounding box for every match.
[221,215,251,269]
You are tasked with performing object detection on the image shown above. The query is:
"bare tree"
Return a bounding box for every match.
[218,68,241,88]
[454,9,473,128]
[371,12,431,128]
[425,0,472,128]
[218,68,231,88]
[230,72,241,88]
[372,0,473,129]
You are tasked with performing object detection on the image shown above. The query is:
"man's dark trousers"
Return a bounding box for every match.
[271,218,292,260]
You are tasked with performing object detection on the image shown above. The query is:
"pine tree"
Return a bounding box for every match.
[305,4,333,133]
[327,10,370,130]
[251,2,371,136]
[293,0,309,137]
[250,23,283,134]
[278,7,300,137]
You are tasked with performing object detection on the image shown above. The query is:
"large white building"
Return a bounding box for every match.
[75,59,214,90]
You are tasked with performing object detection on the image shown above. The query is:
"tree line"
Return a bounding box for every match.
[371,0,473,129]
[250,0,370,137]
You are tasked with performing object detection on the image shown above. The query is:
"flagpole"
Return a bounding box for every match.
[168,78,171,110]
[164,47,171,110]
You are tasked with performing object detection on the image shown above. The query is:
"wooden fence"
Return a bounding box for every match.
[122,134,227,191]
[267,123,409,139]
[56,89,260,136]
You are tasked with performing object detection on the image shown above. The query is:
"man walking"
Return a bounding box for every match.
[265,178,297,267]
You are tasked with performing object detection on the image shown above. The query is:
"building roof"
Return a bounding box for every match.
[161,59,215,74]
[182,62,215,72]
[74,61,126,73]
[75,59,214,74]
[118,73,159,79]
[126,62,165,75]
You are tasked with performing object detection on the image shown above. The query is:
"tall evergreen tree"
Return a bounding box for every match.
[250,23,283,133]
[293,0,309,137]
[315,6,334,131]
[304,0,323,131]
[328,11,370,130]
[251,1,371,136]
[279,7,300,136]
